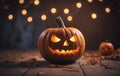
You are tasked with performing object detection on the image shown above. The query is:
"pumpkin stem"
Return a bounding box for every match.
[56,16,66,28]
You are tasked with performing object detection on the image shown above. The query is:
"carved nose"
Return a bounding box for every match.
[63,40,69,46]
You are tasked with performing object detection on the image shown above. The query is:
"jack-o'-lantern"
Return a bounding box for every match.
[99,41,114,56]
[38,16,85,64]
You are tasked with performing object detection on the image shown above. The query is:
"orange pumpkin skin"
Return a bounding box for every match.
[38,27,85,64]
[99,41,114,56]
[38,16,85,64]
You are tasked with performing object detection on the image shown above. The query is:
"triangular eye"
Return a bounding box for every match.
[51,34,61,43]
[70,34,78,42]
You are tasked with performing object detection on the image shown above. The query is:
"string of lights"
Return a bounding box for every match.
[0,0,120,49]
[2,0,116,23]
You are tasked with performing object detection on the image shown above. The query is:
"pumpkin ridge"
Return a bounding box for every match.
[38,17,85,64]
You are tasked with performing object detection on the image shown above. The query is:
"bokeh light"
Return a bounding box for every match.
[27,16,33,22]
[21,9,27,15]
[67,16,73,21]
[34,0,40,5]
[51,8,57,14]
[99,0,103,2]
[88,0,93,3]
[19,0,24,4]
[76,2,82,8]
[41,14,47,21]
[8,14,13,20]
[91,13,97,19]
[105,7,111,13]
[64,8,69,14]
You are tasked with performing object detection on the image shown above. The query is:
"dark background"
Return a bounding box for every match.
[0,0,120,50]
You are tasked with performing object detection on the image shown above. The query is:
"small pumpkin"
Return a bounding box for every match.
[99,41,114,56]
[38,16,85,64]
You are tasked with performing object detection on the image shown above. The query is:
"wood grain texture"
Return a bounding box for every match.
[0,50,120,76]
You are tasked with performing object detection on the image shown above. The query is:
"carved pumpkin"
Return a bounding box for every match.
[38,16,85,64]
[99,41,114,56]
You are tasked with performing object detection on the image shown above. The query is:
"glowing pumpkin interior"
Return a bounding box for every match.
[48,33,80,55]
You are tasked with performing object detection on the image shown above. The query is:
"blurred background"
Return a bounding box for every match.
[0,0,120,50]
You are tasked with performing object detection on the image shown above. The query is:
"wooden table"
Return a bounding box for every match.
[0,49,120,76]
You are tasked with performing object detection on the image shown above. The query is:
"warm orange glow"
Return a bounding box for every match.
[19,0,24,4]
[51,34,61,43]
[91,13,97,19]
[21,9,27,15]
[63,40,69,46]
[27,16,33,22]
[41,14,47,21]
[67,16,73,21]
[64,8,69,14]
[70,34,78,42]
[88,0,93,3]
[48,46,80,55]
[76,2,82,8]
[61,50,66,54]
[99,0,103,2]
[51,8,57,14]
[105,7,111,13]
[8,14,13,20]
[34,0,40,5]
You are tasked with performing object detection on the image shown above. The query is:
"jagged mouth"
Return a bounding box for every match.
[48,46,80,55]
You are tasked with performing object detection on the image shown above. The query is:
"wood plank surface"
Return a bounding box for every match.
[0,50,120,76]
